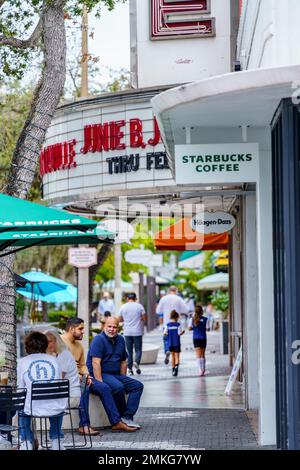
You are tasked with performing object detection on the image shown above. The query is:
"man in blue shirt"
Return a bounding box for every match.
[87,317,144,429]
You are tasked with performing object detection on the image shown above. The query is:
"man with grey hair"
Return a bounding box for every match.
[156,286,189,364]
[87,317,144,430]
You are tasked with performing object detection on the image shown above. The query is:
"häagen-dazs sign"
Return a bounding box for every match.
[191,211,236,234]
[175,143,259,185]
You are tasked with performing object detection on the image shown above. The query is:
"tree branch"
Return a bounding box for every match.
[0,17,43,49]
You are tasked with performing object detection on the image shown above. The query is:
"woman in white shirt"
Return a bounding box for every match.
[45,329,81,404]
[17,331,67,450]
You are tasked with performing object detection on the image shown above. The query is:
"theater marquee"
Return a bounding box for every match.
[41,96,175,202]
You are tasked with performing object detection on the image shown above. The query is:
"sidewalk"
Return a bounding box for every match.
[61,326,260,450]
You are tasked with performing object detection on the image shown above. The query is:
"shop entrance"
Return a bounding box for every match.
[135,188,257,418]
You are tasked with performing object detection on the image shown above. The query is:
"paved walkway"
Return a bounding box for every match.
[61,326,259,450]
[85,408,258,450]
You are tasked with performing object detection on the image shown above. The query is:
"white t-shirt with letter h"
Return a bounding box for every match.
[17,353,67,417]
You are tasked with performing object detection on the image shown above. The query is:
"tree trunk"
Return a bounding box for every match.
[0,2,66,384]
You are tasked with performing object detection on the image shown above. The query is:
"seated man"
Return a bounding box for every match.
[87,317,144,429]
[63,318,135,433]
[61,317,100,436]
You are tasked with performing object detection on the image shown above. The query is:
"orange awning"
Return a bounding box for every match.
[154,218,229,251]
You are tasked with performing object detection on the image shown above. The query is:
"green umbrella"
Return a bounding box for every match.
[0,227,114,257]
[0,194,97,233]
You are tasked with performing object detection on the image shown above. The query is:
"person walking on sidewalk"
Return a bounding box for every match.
[164,310,185,376]
[119,292,147,376]
[98,292,115,317]
[188,304,208,376]
[87,317,144,430]
[156,286,189,365]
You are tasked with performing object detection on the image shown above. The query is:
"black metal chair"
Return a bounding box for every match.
[29,379,70,450]
[65,376,93,449]
[0,386,27,448]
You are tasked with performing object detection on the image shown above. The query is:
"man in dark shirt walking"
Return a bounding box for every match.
[87,317,144,429]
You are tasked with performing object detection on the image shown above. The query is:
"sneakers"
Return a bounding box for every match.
[133,362,141,375]
[51,438,66,450]
[121,417,141,429]
[164,351,170,365]
[19,440,33,451]
[128,369,134,375]
[172,365,179,377]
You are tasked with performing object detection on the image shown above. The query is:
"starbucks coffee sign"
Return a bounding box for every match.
[191,211,236,234]
[175,143,259,184]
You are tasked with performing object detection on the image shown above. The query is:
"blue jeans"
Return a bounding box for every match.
[102,374,144,420]
[89,379,121,425]
[163,334,169,354]
[79,387,90,427]
[19,413,63,442]
[125,336,143,370]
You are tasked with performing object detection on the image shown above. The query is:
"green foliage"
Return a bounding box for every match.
[210,290,229,317]
[14,245,76,284]
[68,0,119,16]
[175,269,203,300]
[101,68,130,93]
[202,251,216,277]
[96,219,173,286]
[174,251,216,301]
[0,82,34,189]
[48,309,76,323]
[16,296,26,319]
[0,1,124,81]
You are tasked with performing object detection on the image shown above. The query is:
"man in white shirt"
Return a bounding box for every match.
[119,293,147,375]
[98,292,115,316]
[156,286,188,364]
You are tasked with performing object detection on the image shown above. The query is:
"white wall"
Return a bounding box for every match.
[237,0,300,70]
[243,192,259,410]
[131,0,236,88]
[256,127,276,445]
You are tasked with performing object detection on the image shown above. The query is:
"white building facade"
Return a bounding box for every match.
[235,0,300,451]
[130,0,240,88]
[40,0,300,449]
[237,0,300,70]
[152,0,300,449]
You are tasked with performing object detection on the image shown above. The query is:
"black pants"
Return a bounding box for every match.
[125,336,143,370]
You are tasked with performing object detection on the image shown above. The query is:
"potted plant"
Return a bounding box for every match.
[210,290,229,320]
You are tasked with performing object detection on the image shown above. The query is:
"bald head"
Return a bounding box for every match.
[169,285,177,294]
[104,316,119,338]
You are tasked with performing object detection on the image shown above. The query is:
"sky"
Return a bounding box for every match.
[19,2,130,94]
[89,1,130,73]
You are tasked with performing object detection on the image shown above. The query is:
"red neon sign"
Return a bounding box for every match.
[150,0,215,39]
